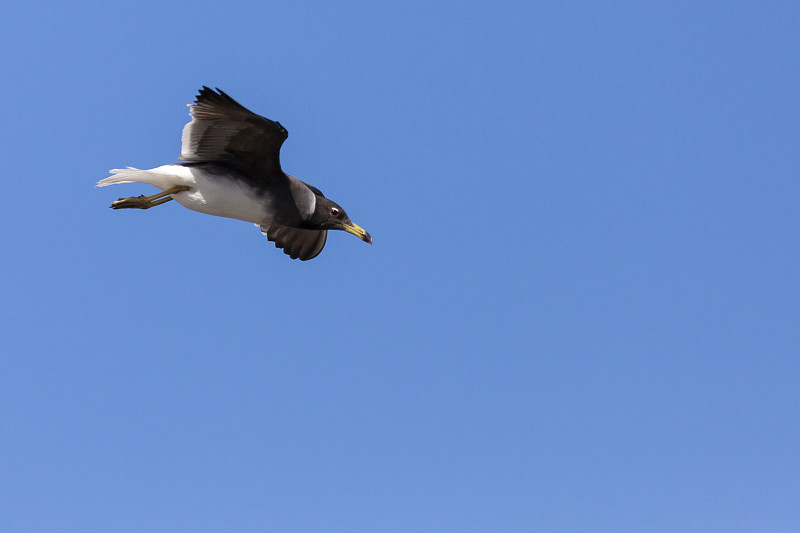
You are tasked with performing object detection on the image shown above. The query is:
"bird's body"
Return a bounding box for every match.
[102,164,302,226]
[97,87,370,260]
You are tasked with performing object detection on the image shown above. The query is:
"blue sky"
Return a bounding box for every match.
[1,1,798,531]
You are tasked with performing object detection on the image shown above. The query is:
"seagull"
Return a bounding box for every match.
[97,87,371,260]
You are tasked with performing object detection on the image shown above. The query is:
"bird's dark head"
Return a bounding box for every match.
[308,196,372,244]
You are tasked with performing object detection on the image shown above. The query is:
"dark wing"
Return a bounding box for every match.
[180,87,288,179]
[261,225,328,261]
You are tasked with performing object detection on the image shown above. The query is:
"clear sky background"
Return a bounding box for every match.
[1,1,798,531]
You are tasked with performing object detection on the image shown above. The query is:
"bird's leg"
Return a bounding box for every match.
[110,185,191,210]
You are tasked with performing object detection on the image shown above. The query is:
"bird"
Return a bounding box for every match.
[97,86,371,260]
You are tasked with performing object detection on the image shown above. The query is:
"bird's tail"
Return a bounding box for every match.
[96,166,177,190]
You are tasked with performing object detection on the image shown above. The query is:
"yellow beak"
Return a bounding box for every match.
[343,222,372,244]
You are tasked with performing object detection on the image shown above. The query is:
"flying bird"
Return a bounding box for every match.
[97,87,371,260]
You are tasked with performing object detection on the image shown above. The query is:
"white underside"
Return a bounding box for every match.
[97,164,275,225]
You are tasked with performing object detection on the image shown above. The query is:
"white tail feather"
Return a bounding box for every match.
[96,165,184,190]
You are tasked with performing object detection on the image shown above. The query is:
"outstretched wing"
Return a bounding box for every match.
[260,225,328,261]
[180,87,288,179]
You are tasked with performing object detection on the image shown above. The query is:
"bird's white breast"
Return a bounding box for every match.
[155,164,275,225]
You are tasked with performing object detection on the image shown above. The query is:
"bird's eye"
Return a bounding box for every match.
[330,207,340,217]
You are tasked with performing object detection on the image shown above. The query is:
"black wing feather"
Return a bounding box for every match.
[261,225,328,261]
[180,87,288,179]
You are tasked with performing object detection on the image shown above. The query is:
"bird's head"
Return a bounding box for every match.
[309,196,372,244]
